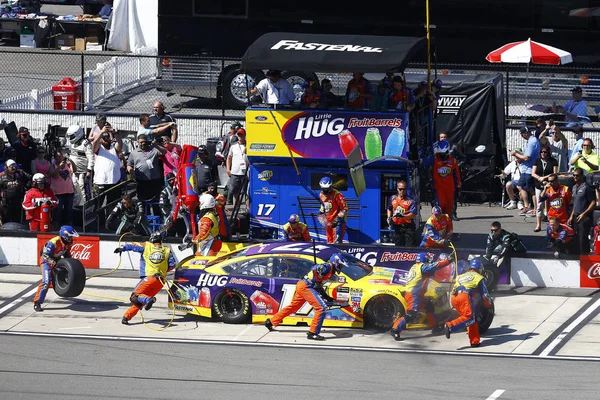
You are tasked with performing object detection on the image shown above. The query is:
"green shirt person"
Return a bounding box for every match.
[570,138,599,174]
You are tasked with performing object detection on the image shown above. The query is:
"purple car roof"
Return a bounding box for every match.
[243,242,339,260]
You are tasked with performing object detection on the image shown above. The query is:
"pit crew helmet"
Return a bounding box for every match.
[469,258,483,272]
[434,140,450,154]
[416,252,429,263]
[199,193,216,210]
[457,260,470,275]
[432,206,442,216]
[66,125,84,143]
[149,230,165,244]
[288,214,300,224]
[33,173,47,187]
[329,253,349,272]
[59,225,79,244]
[319,176,333,191]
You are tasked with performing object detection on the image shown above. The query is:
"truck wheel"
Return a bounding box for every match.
[222,69,264,109]
[364,295,404,330]
[281,71,319,103]
[213,288,250,324]
[52,258,86,298]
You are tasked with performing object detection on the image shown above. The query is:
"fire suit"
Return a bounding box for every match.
[547,223,576,255]
[388,194,417,247]
[539,185,572,224]
[420,214,453,248]
[422,154,461,216]
[319,189,348,244]
[68,138,94,204]
[270,263,335,335]
[34,236,72,305]
[120,241,176,322]
[593,225,600,255]
[446,270,492,346]
[193,210,222,256]
[282,221,311,242]
[214,193,230,240]
[106,198,150,235]
[391,258,450,333]
[22,187,58,231]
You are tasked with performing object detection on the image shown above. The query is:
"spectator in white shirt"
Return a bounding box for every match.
[496,149,522,209]
[226,128,249,210]
[249,70,295,105]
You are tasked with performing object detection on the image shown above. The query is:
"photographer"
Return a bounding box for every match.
[137,113,176,141]
[92,125,123,229]
[12,127,37,175]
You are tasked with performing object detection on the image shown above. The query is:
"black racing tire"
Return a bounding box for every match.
[222,68,265,109]
[482,266,499,293]
[476,300,495,334]
[364,294,405,330]
[52,258,86,298]
[213,288,251,324]
[281,71,320,103]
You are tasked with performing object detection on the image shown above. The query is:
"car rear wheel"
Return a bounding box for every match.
[52,258,86,298]
[476,300,495,334]
[364,295,404,330]
[213,288,250,324]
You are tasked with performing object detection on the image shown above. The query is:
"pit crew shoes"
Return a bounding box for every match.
[444,324,451,339]
[431,324,445,335]
[307,332,325,341]
[145,297,157,311]
[121,317,129,325]
[389,329,401,341]
[265,318,274,332]
[33,302,42,312]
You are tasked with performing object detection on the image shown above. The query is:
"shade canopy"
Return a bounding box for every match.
[241,32,426,73]
[486,38,572,65]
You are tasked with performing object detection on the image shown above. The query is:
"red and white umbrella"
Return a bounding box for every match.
[486,38,572,65]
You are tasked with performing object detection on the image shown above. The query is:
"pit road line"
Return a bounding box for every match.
[0,284,39,318]
[485,389,505,400]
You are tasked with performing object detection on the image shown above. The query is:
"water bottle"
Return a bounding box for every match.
[364,127,382,160]
[338,129,364,158]
[384,128,406,158]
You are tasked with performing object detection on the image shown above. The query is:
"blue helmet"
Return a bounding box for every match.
[416,252,429,263]
[59,225,79,244]
[319,176,333,191]
[329,253,348,272]
[288,214,300,224]
[316,263,333,278]
[434,140,450,154]
[457,260,470,275]
[469,258,483,272]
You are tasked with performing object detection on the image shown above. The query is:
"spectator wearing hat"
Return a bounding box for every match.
[226,128,249,210]
[0,159,30,224]
[346,72,372,109]
[432,79,443,101]
[12,127,37,175]
[318,79,339,109]
[379,72,396,91]
[195,144,218,194]
[249,70,295,105]
[137,113,176,142]
[300,80,321,109]
[0,137,16,170]
[413,81,438,112]
[159,172,186,237]
[510,126,540,217]
[149,102,178,142]
[127,134,167,209]
[570,138,599,174]
[569,126,585,168]
[552,87,588,128]
[388,76,415,112]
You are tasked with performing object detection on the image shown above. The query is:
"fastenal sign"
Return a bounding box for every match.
[270,40,383,53]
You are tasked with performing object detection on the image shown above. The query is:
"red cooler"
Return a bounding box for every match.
[52,77,81,110]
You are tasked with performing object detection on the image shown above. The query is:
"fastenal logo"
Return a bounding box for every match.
[588,263,600,279]
[258,170,273,181]
[271,40,383,53]
[437,95,467,115]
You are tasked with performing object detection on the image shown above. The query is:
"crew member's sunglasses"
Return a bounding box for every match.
[574,174,582,177]
[397,187,406,191]
[491,229,499,232]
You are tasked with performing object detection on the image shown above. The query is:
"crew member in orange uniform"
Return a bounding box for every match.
[265,253,348,340]
[546,216,577,257]
[539,173,572,224]
[318,176,348,244]
[22,173,58,231]
[389,252,451,340]
[420,206,453,248]
[192,193,222,256]
[33,225,78,311]
[282,213,311,242]
[387,180,417,246]
[444,258,493,347]
[421,140,461,216]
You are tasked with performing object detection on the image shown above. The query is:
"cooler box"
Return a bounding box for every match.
[20,33,35,48]
[52,77,82,111]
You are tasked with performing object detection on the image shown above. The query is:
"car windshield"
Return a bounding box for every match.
[206,246,255,266]
[341,253,373,281]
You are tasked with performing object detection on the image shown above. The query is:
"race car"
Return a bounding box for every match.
[169,242,456,330]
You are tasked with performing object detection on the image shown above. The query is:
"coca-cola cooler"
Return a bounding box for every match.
[52,77,82,111]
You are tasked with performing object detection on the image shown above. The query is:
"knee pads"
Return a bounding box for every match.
[130,293,142,307]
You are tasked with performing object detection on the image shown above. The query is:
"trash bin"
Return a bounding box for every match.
[52,77,81,111]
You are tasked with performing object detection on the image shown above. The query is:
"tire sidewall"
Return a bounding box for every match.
[52,258,86,298]
[213,288,250,324]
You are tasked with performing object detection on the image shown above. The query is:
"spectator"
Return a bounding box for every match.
[106,194,150,235]
[346,72,372,109]
[50,150,76,226]
[66,124,94,204]
[379,72,396,91]
[300,80,321,109]
[569,138,599,174]
[88,113,108,142]
[539,173,572,226]
[370,82,389,111]
[386,180,417,247]
[137,113,176,142]
[159,136,181,186]
[249,70,295,105]
[510,126,540,217]
[531,145,558,231]
[432,79,443,102]
[226,128,249,211]
[127,134,166,208]
[159,172,186,238]
[215,122,242,166]
[149,102,178,142]
[92,129,123,227]
[22,174,58,231]
[31,145,54,182]
[413,80,438,112]
[12,127,37,175]
[98,0,113,18]
[0,159,30,224]
[420,206,453,248]
[568,168,596,254]
[570,126,584,165]
[547,216,577,257]
[552,86,588,128]
[318,79,339,109]
[0,137,15,170]
[195,144,218,194]
[496,148,522,210]
[534,118,547,136]
[538,124,568,171]
[388,76,414,112]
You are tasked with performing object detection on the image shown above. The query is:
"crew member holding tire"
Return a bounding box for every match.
[265,254,348,341]
[444,258,493,348]
[115,231,176,325]
[389,252,452,341]
[33,225,79,311]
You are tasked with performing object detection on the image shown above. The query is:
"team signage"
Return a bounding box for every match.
[270,40,383,53]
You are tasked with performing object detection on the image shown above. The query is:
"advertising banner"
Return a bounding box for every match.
[579,255,600,288]
[246,108,409,160]
[37,234,100,269]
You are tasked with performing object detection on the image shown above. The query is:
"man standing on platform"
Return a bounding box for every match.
[387,180,417,247]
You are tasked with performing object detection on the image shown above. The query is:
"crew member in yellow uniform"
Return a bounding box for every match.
[115,230,176,325]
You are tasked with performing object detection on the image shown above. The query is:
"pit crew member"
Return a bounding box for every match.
[421,140,461,216]
[22,173,58,231]
[282,214,311,242]
[191,193,222,256]
[387,180,417,246]
[420,206,453,248]
[319,176,348,244]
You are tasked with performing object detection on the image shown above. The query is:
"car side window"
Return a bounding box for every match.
[227,258,273,277]
[275,257,314,278]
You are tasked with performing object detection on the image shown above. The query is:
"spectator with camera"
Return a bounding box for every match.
[50,150,76,226]
[569,138,599,174]
[496,148,523,210]
[88,113,109,142]
[106,193,150,235]
[66,124,94,204]
[12,127,37,175]
[568,168,596,254]
[538,123,568,172]
[92,126,123,227]
[570,127,585,166]
[22,173,58,231]
[149,102,178,142]
[137,113,176,142]
[127,134,166,212]
[531,145,558,232]
[0,159,30,224]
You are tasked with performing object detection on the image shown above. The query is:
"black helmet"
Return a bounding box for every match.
[198,145,208,155]
[149,230,165,244]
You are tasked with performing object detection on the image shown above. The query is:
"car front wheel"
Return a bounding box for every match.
[364,295,404,330]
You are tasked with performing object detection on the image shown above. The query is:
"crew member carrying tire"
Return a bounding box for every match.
[318,176,348,244]
[33,225,79,311]
[265,253,348,341]
[444,258,493,348]
[115,231,176,325]
[389,252,452,341]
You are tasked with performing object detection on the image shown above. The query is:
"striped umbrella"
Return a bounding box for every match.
[486,38,572,65]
